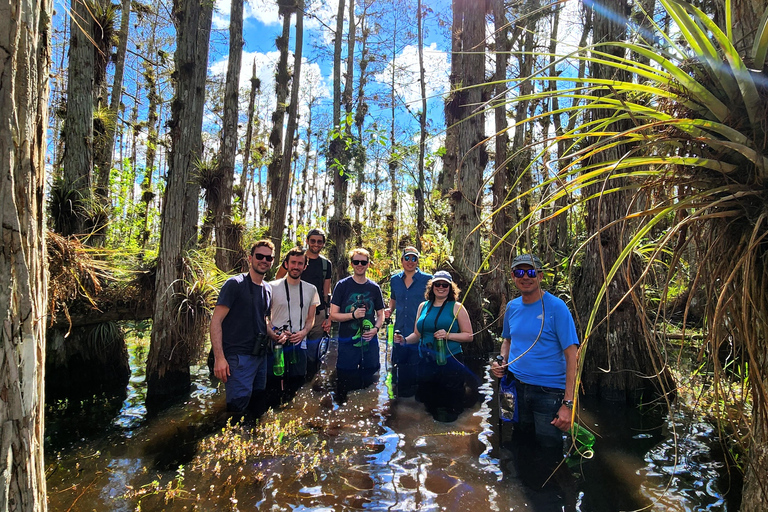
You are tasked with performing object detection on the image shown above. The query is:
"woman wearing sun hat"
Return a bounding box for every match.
[395,270,473,421]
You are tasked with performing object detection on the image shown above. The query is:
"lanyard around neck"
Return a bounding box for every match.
[283,279,304,333]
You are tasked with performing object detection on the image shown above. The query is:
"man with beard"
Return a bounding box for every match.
[210,240,287,413]
[269,246,321,388]
[276,228,332,372]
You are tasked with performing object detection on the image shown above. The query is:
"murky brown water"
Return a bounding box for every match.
[45,339,735,511]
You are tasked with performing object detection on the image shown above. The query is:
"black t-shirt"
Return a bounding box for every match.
[331,276,385,343]
[302,255,332,310]
[216,273,272,355]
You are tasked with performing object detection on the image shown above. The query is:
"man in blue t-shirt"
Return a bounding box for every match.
[491,254,579,447]
[210,240,287,414]
[384,246,432,397]
[329,248,385,401]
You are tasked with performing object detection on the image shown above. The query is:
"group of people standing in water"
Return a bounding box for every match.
[210,227,579,446]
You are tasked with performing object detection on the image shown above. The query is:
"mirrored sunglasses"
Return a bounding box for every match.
[513,268,538,278]
[403,255,418,262]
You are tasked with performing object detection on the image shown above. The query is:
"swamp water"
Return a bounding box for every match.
[45,340,737,511]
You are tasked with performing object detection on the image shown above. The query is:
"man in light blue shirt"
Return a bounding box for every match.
[491,254,579,447]
[385,246,432,397]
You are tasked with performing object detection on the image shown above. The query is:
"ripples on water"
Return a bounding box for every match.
[45,340,738,511]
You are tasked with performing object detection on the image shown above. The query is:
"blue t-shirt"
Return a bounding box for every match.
[390,269,432,336]
[501,291,579,389]
[331,277,385,343]
[416,300,463,356]
[216,273,272,356]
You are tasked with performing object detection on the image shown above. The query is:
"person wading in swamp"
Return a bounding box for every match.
[328,248,385,402]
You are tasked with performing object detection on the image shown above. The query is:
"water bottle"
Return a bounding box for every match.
[435,337,447,366]
[387,322,394,347]
[273,343,285,376]
[564,422,595,458]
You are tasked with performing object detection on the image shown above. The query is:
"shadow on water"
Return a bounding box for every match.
[45,339,740,511]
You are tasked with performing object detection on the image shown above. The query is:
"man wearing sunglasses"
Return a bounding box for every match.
[329,248,385,401]
[384,247,432,397]
[491,254,579,448]
[210,240,287,414]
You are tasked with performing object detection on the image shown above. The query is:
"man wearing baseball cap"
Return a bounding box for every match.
[384,246,432,397]
[491,254,579,448]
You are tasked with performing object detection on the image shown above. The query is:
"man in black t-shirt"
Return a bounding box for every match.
[210,240,286,413]
[276,228,333,372]
[329,248,385,400]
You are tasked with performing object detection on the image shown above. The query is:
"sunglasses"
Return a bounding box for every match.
[403,255,418,262]
[351,259,369,266]
[513,268,538,278]
[433,281,451,288]
[252,253,274,262]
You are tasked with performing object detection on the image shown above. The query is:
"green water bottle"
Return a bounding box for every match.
[387,321,394,347]
[273,343,285,376]
[435,337,447,366]
[566,422,595,458]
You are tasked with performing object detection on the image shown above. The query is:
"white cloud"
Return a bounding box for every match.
[374,43,450,107]
[213,0,281,30]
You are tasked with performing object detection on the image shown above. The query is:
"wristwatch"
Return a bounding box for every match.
[561,400,574,410]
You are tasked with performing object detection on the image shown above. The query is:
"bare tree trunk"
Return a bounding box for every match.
[238,59,259,220]
[328,0,352,280]
[270,0,304,264]
[415,0,427,250]
[448,0,491,356]
[385,13,398,254]
[94,0,131,200]
[439,0,462,198]
[139,8,161,249]
[146,0,212,407]
[266,3,293,236]
[0,0,52,507]
[58,0,95,237]
[215,0,245,272]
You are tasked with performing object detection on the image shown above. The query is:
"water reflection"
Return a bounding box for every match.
[45,340,738,511]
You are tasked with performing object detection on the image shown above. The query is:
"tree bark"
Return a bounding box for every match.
[328,0,352,280]
[59,0,95,237]
[447,0,491,356]
[146,0,212,406]
[215,0,246,273]
[415,0,427,251]
[238,58,259,220]
[270,0,304,264]
[0,0,52,508]
[575,0,674,402]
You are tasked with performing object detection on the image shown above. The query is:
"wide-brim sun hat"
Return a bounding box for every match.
[511,254,543,269]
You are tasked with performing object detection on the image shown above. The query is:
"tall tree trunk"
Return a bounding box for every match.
[439,0,462,198]
[447,0,491,356]
[146,0,212,407]
[266,2,292,239]
[0,0,52,507]
[215,0,245,272]
[270,0,304,265]
[415,0,427,251]
[485,0,512,327]
[328,0,352,280]
[386,14,398,254]
[237,59,259,220]
[94,0,131,202]
[575,0,673,402]
[139,8,161,249]
[58,0,95,237]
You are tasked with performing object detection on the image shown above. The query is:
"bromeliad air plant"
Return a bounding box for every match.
[483,0,768,506]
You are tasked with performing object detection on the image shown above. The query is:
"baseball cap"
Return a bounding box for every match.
[402,247,419,258]
[511,254,543,269]
[432,270,453,283]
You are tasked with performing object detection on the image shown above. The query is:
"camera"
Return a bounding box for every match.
[252,332,271,356]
